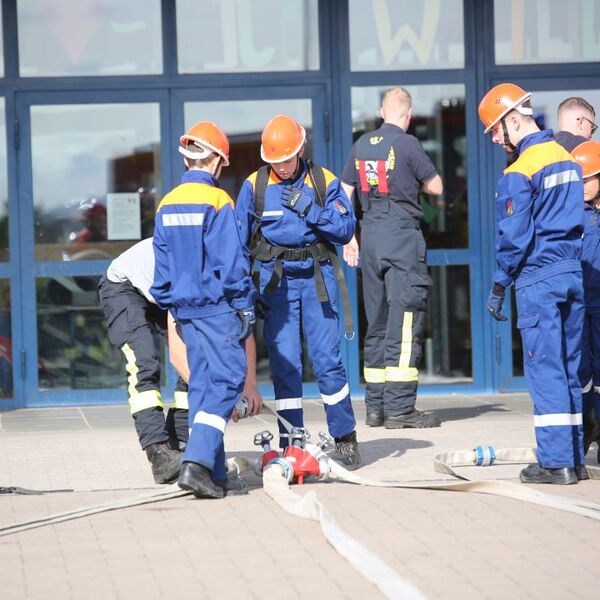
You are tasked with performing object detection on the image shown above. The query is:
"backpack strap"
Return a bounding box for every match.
[305,159,327,207]
[249,165,271,260]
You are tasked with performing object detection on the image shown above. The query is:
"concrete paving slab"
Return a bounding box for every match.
[1,394,599,599]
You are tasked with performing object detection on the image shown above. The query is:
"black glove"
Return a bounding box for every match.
[281,185,313,216]
[486,284,507,321]
[237,308,256,342]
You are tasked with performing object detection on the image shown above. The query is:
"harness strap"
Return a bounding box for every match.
[250,160,355,337]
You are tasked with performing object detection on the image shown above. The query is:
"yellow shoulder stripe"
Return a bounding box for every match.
[504,141,574,178]
[157,183,233,212]
[303,167,338,189]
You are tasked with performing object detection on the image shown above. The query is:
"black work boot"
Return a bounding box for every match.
[519,463,578,485]
[214,474,249,497]
[145,442,183,484]
[575,465,590,481]
[166,407,190,451]
[178,462,224,499]
[331,430,361,470]
[583,410,600,455]
[384,409,441,429]
[366,406,384,427]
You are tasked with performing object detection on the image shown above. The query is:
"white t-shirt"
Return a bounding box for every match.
[106,238,156,303]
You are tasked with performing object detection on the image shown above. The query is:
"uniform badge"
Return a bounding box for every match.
[506,199,513,216]
[335,201,347,214]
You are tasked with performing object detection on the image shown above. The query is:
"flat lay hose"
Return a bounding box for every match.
[2,406,600,600]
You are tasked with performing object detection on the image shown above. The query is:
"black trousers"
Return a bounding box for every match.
[98,275,188,449]
[361,213,431,415]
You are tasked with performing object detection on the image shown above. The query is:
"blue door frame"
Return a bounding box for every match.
[4,1,599,409]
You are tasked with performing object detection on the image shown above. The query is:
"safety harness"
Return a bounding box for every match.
[250,160,354,337]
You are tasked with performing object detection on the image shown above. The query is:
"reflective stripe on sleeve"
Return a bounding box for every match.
[543,169,579,189]
[162,213,204,227]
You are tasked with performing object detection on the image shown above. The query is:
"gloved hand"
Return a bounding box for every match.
[282,185,313,216]
[487,284,507,321]
[237,308,256,342]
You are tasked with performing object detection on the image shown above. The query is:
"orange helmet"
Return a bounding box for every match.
[572,140,600,178]
[260,115,306,163]
[478,83,533,133]
[179,121,230,166]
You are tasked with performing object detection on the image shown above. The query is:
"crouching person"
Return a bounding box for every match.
[98,237,188,484]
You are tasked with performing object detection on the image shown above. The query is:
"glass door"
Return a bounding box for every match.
[16,90,170,406]
[171,85,329,399]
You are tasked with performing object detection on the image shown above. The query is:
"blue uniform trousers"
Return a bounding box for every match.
[180,312,246,481]
[579,311,600,419]
[261,261,356,447]
[515,271,585,468]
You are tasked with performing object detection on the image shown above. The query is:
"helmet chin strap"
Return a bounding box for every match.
[501,118,516,151]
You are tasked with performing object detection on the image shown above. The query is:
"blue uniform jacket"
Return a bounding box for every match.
[582,202,600,312]
[150,170,254,318]
[494,130,584,289]
[235,161,355,262]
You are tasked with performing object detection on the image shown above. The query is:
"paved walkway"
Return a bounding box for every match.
[1,394,599,599]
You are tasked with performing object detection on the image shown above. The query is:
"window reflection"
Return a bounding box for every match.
[350,85,468,249]
[0,98,7,261]
[17,0,162,76]
[184,99,312,200]
[494,0,600,65]
[0,280,11,399]
[31,103,160,261]
[349,0,464,71]
[177,0,319,73]
[525,89,600,134]
[357,265,472,385]
[37,275,162,391]
[0,8,4,77]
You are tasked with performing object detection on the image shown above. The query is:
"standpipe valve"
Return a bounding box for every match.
[284,427,323,485]
[253,430,280,475]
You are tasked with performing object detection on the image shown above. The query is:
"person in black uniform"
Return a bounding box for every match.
[341,87,443,429]
[98,238,189,484]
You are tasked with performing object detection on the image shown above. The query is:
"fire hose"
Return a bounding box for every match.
[1,405,600,600]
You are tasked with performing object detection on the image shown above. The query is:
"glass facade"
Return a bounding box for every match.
[177,0,320,73]
[349,0,464,71]
[183,99,313,200]
[17,0,163,77]
[494,0,600,65]
[31,103,161,261]
[0,98,7,261]
[0,280,11,399]
[0,7,4,78]
[0,1,596,405]
[36,275,136,390]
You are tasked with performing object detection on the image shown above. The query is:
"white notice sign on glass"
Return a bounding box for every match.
[106,192,141,240]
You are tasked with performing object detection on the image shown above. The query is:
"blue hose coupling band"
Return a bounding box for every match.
[268,457,294,482]
[474,445,496,466]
